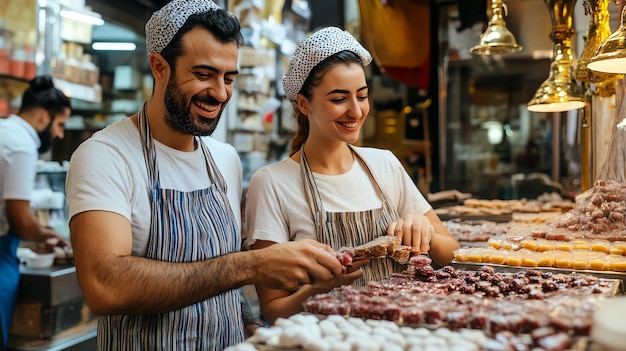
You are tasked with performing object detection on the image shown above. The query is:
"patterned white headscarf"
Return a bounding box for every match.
[281,27,372,101]
[145,0,221,55]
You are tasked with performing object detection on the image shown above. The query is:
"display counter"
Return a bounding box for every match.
[7,320,96,351]
[7,264,96,351]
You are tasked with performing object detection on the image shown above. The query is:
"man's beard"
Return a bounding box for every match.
[163,75,224,136]
[38,123,53,154]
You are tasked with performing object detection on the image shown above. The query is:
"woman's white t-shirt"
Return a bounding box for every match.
[245,147,431,246]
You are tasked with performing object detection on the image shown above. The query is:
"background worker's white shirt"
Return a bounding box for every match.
[0,115,40,236]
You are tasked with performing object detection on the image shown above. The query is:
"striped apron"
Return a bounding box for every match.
[300,144,402,285]
[97,106,244,350]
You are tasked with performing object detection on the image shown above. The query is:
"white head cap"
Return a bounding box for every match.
[281,27,372,101]
[145,0,221,55]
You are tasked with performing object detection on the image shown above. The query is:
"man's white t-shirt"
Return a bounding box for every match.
[0,115,40,237]
[66,117,243,257]
[245,147,431,246]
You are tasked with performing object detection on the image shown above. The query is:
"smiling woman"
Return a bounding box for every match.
[245,26,460,325]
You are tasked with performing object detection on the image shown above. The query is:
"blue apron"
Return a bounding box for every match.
[0,230,21,349]
[96,106,244,350]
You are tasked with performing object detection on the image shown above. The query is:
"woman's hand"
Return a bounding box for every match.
[310,259,368,291]
[387,214,433,254]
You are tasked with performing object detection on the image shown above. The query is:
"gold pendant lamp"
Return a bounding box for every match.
[576,0,615,96]
[588,3,626,73]
[527,0,585,112]
[470,0,523,55]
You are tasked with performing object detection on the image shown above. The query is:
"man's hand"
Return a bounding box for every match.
[252,239,343,291]
[310,259,367,291]
[41,226,70,250]
[387,214,433,254]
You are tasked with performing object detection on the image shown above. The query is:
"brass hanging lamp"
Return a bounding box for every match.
[576,0,615,96]
[527,0,585,112]
[587,4,626,73]
[470,0,523,55]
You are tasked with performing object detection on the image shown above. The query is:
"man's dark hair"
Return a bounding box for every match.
[19,75,71,118]
[160,9,243,71]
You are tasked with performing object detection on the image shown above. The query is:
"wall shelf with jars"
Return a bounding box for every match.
[229,46,278,154]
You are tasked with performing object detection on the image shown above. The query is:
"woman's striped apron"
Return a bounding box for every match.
[300,144,402,285]
[97,106,244,350]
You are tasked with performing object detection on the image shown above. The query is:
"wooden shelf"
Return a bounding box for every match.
[0,74,29,84]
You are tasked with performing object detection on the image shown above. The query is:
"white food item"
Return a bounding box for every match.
[265,335,281,347]
[405,336,424,346]
[347,317,372,332]
[326,314,347,324]
[400,326,416,336]
[328,341,351,351]
[372,327,393,337]
[591,297,626,351]
[433,327,452,339]
[290,313,320,325]
[278,326,308,348]
[449,338,479,349]
[340,328,369,340]
[377,319,400,332]
[322,335,344,345]
[278,329,304,348]
[352,338,382,351]
[385,343,404,351]
[459,328,487,346]
[250,326,282,344]
[344,334,367,346]
[365,319,382,328]
[413,327,432,338]
[423,335,447,347]
[389,332,406,347]
[302,338,331,351]
[307,324,322,340]
[319,320,341,338]
[274,317,295,329]
[408,346,423,351]
[233,343,257,351]
[369,333,387,344]
[449,342,478,351]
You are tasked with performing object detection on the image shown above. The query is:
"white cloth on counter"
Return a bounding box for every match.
[31,188,65,210]
[66,117,243,257]
[245,146,431,247]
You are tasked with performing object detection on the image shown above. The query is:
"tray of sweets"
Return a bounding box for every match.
[243,313,591,351]
[459,241,491,247]
[438,213,513,223]
[451,261,624,294]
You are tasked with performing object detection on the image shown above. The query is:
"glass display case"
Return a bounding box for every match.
[437,2,583,200]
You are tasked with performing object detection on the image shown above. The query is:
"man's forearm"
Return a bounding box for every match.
[80,250,258,315]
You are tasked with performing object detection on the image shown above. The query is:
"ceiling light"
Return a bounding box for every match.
[60,9,104,26]
[528,0,584,113]
[587,5,626,74]
[470,0,522,55]
[92,42,137,51]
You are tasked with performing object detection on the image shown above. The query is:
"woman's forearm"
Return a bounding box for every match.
[260,285,328,325]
